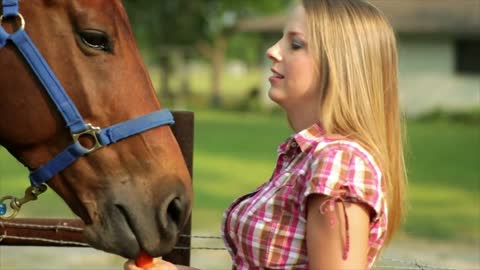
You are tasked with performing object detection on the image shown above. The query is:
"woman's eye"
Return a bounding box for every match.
[79,30,112,52]
[291,40,304,50]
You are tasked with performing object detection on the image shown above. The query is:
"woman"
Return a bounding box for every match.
[125,0,406,269]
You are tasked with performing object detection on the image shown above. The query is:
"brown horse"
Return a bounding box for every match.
[0,0,192,259]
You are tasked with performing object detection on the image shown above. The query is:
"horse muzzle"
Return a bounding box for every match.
[82,180,192,259]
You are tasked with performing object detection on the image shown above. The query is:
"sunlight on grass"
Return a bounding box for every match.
[405,183,479,242]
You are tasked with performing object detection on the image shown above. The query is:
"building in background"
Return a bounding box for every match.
[237,0,480,116]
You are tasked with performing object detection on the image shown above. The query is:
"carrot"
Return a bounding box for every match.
[135,250,154,269]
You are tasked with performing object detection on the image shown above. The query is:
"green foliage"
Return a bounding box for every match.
[123,0,289,54]
[123,0,208,58]
[226,33,263,65]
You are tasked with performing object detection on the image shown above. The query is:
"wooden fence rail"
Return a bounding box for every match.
[0,111,194,266]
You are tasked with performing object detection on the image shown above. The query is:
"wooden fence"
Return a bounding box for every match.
[0,111,194,266]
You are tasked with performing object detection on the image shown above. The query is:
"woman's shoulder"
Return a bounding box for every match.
[304,135,386,221]
[310,135,382,179]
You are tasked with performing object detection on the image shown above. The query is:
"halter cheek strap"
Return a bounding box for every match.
[0,0,175,187]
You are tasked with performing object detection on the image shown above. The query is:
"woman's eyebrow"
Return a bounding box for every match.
[284,30,306,37]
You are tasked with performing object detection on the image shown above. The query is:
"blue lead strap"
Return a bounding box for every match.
[29,110,175,187]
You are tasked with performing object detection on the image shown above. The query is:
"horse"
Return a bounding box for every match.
[0,0,192,259]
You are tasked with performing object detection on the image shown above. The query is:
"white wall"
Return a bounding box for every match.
[397,36,480,116]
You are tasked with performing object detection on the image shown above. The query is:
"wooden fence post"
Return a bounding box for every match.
[163,111,194,266]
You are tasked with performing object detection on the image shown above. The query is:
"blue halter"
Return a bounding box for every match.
[0,0,175,187]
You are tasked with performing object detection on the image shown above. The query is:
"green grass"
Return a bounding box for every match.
[192,110,291,229]
[403,120,480,242]
[1,110,478,244]
[0,149,75,218]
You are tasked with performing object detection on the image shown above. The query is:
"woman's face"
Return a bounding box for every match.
[266,5,318,112]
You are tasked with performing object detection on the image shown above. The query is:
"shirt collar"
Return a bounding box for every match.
[277,122,326,154]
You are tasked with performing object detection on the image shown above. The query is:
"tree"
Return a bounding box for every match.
[124,0,290,107]
[196,0,290,107]
[124,0,208,102]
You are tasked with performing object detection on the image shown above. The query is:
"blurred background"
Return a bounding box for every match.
[1,0,479,269]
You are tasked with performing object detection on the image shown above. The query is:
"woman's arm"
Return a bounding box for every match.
[306,194,371,270]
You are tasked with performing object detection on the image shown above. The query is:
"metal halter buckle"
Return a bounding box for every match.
[72,123,103,153]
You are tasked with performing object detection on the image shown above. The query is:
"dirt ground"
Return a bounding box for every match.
[0,236,478,270]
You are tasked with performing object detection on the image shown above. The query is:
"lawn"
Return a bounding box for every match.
[0,110,478,244]
[402,120,479,242]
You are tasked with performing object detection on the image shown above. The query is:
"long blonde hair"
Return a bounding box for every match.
[302,0,406,244]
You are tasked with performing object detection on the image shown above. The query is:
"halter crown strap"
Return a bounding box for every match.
[1,0,86,132]
[1,0,176,187]
[10,30,88,133]
[2,0,18,17]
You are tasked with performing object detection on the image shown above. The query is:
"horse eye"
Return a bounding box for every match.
[79,30,112,52]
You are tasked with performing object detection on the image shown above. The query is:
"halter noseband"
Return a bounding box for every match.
[0,0,175,187]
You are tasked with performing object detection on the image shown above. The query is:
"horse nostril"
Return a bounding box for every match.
[166,197,183,228]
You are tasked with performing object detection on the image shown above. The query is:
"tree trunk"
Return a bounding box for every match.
[181,51,192,96]
[210,37,226,107]
[198,35,228,108]
[159,54,174,105]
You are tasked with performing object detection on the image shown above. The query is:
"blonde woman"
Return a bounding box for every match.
[125,0,406,269]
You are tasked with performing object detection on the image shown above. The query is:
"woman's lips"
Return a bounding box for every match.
[269,68,284,83]
[269,75,283,83]
[271,68,284,78]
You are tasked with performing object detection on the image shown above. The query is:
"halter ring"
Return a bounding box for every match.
[0,12,25,34]
[72,123,103,154]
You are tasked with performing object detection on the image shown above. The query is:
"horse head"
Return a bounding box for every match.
[0,0,192,259]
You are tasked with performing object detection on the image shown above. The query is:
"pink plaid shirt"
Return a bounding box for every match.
[222,123,387,270]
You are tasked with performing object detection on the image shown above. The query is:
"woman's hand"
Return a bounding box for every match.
[124,258,177,270]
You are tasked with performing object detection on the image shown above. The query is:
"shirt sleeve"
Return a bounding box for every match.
[300,144,384,222]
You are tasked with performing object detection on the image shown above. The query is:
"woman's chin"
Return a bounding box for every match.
[268,88,285,106]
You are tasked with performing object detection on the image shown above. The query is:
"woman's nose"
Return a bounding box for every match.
[266,42,282,62]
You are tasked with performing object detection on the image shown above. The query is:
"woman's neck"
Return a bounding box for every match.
[286,104,320,133]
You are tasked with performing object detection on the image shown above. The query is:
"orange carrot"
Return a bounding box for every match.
[135,250,154,269]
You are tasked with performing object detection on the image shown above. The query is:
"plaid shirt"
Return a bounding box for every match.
[222,123,387,270]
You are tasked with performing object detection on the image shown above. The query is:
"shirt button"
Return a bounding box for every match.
[291,142,297,148]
